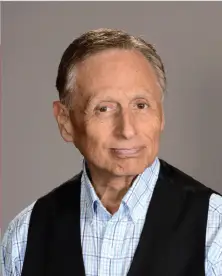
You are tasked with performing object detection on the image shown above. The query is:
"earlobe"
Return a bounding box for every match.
[60,124,74,143]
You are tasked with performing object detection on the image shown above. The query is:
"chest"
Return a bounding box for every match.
[80,203,146,276]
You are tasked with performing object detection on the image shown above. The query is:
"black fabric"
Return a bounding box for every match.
[21,172,85,276]
[21,160,216,276]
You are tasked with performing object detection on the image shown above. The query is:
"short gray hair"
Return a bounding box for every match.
[56,28,166,108]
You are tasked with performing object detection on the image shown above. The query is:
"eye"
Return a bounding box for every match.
[136,103,149,109]
[96,104,115,113]
[98,106,110,112]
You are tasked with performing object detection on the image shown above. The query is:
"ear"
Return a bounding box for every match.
[53,101,74,143]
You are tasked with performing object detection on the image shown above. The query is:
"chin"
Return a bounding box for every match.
[110,158,149,177]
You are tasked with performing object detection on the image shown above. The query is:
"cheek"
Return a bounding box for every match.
[74,123,109,159]
[71,113,110,157]
[86,118,112,140]
[80,123,112,163]
[140,114,162,138]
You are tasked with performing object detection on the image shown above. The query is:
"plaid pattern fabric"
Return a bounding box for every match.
[1,158,222,276]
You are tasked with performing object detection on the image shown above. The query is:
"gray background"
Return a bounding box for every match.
[2,2,222,233]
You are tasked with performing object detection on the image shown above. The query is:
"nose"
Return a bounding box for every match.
[115,109,137,139]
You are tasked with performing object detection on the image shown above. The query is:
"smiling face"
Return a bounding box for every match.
[56,49,165,177]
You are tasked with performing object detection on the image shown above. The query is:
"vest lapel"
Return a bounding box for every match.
[127,161,186,276]
[22,173,86,276]
[46,173,86,276]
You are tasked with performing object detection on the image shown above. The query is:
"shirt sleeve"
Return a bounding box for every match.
[1,202,35,276]
[205,193,222,276]
[1,223,16,276]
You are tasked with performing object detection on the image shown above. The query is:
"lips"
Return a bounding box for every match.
[111,147,143,157]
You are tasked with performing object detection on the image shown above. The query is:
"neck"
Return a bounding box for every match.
[86,163,137,215]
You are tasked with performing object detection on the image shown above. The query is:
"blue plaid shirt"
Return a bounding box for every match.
[1,158,222,275]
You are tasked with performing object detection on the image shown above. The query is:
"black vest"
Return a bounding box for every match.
[21,159,216,276]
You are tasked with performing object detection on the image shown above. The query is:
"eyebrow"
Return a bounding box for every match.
[85,94,116,107]
[131,93,153,100]
[85,90,154,106]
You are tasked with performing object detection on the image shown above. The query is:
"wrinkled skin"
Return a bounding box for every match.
[53,49,165,212]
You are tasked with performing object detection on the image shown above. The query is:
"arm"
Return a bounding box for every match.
[205,193,222,276]
[1,203,35,276]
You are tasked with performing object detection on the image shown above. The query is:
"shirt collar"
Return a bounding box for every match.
[81,160,99,221]
[122,157,160,222]
[81,157,160,223]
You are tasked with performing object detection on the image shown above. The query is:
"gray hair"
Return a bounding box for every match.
[56,28,166,109]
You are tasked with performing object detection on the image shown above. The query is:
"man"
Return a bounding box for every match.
[1,28,222,276]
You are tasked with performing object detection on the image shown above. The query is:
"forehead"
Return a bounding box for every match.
[75,49,161,100]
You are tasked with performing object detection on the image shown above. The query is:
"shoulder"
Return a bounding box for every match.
[2,202,35,246]
[206,193,222,274]
[159,159,217,193]
[207,193,222,247]
[33,173,83,214]
[1,174,83,276]
[1,202,36,276]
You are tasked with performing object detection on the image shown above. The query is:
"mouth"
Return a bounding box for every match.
[111,147,144,158]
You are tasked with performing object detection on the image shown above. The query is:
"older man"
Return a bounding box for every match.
[1,29,222,276]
